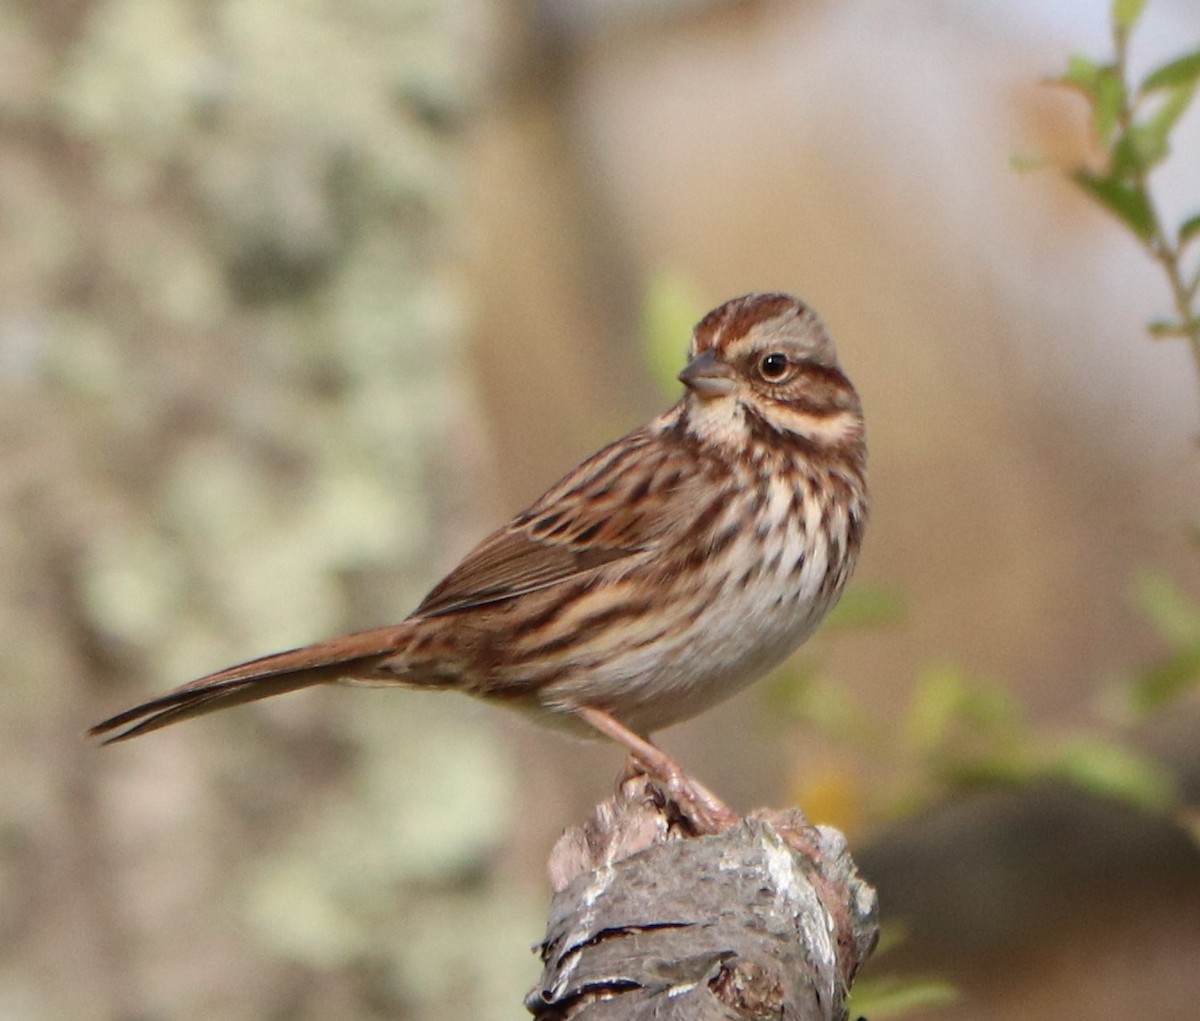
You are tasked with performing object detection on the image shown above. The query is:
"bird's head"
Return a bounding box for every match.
[675,293,864,453]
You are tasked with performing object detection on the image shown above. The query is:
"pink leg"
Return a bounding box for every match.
[575,706,741,834]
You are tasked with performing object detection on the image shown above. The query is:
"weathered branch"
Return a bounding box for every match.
[529,775,878,1021]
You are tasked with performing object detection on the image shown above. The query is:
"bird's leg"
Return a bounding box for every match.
[574,706,741,835]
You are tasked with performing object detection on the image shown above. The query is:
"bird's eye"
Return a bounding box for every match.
[759,352,790,381]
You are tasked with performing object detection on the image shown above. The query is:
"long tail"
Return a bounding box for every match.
[89,624,413,744]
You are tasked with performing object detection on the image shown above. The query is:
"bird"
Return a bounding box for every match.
[91,293,868,831]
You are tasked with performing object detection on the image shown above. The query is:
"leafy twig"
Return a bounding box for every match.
[1056,0,1200,376]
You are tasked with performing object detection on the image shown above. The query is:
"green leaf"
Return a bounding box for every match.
[1072,170,1155,241]
[1112,0,1148,34]
[641,272,705,399]
[1059,53,1103,97]
[825,584,905,630]
[1115,83,1198,175]
[1111,122,1169,177]
[1052,738,1177,812]
[1134,572,1200,645]
[1131,644,1200,712]
[1156,82,1198,130]
[1129,574,1200,712]
[1148,319,1189,338]
[1141,49,1200,91]
[848,977,958,1020]
[763,669,871,740]
[1009,151,1049,173]
[903,665,1035,792]
[1179,212,1200,249]
[1093,66,1127,144]
[905,666,1021,757]
[762,658,821,719]
[871,922,912,957]
[1053,57,1125,142]
[905,666,965,752]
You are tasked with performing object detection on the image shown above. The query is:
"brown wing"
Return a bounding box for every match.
[417,425,697,616]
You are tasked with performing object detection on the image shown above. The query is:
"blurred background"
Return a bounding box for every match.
[1,0,1199,1018]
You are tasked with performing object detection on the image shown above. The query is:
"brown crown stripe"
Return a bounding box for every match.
[693,293,802,352]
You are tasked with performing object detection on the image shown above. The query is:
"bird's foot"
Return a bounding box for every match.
[577,706,741,835]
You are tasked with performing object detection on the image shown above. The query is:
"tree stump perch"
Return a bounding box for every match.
[530,774,879,1020]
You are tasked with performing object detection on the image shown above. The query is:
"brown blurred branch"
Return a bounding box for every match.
[530,775,878,1021]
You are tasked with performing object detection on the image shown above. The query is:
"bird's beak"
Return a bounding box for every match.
[678,349,738,399]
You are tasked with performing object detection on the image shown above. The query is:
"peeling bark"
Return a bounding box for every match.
[531,775,878,1020]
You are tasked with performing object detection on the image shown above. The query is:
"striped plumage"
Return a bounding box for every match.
[92,294,868,806]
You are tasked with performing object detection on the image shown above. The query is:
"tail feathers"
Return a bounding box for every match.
[89,624,411,744]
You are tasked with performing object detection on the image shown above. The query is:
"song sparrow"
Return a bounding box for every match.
[92,293,868,831]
